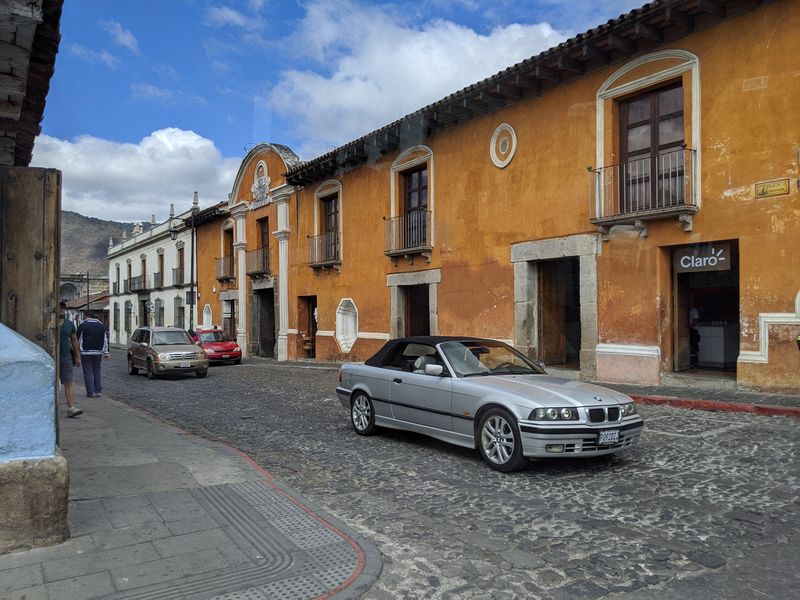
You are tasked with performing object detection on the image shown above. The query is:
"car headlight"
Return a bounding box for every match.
[196,351,206,359]
[233,346,241,352]
[621,402,637,416]
[530,407,579,421]
[157,353,169,361]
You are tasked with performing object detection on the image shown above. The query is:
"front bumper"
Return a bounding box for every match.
[519,419,643,457]
[155,358,209,373]
[206,351,241,362]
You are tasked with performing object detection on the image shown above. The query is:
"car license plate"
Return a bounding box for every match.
[598,430,619,445]
[180,362,191,368]
[222,354,229,358]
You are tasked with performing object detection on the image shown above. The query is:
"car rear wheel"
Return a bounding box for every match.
[127,356,138,375]
[146,359,156,380]
[351,392,377,435]
[196,368,208,378]
[478,408,527,472]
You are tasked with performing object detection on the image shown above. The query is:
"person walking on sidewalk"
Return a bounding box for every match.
[58,302,83,417]
[77,311,109,398]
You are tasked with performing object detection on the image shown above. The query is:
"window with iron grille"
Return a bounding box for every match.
[403,166,428,248]
[113,302,120,332]
[124,301,132,332]
[154,298,164,327]
[173,296,185,329]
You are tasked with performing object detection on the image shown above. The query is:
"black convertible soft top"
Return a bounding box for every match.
[364,336,498,367]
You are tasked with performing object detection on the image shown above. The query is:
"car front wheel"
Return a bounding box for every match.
[146,359,156,380]
[351,392,377,435]
[478,408,527,472]
[127,356,138,375]
[196,368,208,378]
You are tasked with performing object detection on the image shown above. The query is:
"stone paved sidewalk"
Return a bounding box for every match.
[0,393,381,600]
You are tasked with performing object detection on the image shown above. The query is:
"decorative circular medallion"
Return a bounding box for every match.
[490,123,517,168]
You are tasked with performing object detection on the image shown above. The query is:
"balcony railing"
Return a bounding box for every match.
[129,275,147,293]
[172,267,185,286]
[246,246,270,276]
[384,210,432,257]
[216,255,235,281]
[153,271,163,289]
[589,147,698,232]
[308,231,341,268]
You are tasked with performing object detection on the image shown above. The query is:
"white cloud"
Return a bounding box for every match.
[30,129,239,222]
[270,0,567,158]
[65,43,117,68]
[131,83,174,101]
[100,20,140,54]
[204,6,263,31]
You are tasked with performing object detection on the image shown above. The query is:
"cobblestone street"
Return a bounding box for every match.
[100,350,800,599]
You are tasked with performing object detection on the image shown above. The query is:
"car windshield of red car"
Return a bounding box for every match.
[200,331,232,342]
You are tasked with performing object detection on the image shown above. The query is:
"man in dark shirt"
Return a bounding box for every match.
[77,312,109,398]
[58,302,83,417]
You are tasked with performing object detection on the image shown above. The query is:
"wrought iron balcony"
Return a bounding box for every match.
[308,231,341,269]
[129,275,148,292]
[589,147,698,236]
[216,255,235,281]
[172,267,185,287]
[153,271,163,289]
[384,211,432,260]
[246,246,270,276]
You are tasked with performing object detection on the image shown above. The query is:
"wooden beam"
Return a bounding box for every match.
[463,97,488,111]
[0,72,25,96]
[534,65,559,82]
[557,56,584,74]
[479,90,505,106]
[0,40,31,70]
[665,7,694,31]
[695,0,725,18]
[607,33,637,54]
[515,74,540,90]
[634,21,663,42]
[446,102,472,117]
[580,44,609,63]
[495,83,522,99]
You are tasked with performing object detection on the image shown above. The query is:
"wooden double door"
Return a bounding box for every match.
[537,258,581,366]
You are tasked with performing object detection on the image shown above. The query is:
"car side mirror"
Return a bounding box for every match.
[424,364,444,376]
[140,342,149,348]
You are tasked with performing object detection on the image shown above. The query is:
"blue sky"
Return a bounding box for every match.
[33,0,642,222]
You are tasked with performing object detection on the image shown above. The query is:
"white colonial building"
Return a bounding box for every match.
[107,196,200,346]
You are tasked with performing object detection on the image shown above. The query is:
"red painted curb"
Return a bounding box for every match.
[631,394,800,418]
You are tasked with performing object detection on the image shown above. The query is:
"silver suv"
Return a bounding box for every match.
[127,326,209,379]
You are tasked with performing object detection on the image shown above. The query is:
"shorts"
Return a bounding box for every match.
[59,361,74,385]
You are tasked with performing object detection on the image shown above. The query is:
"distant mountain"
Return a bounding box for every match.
[61,211,135,277]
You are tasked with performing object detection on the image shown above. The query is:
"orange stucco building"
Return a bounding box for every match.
[195,0,800,391]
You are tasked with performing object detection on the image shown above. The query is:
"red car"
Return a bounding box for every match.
[193,329,242,365]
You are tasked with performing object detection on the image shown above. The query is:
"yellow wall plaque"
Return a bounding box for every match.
[754,179,790,198]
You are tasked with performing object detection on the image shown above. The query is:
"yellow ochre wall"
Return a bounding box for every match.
[283,2,799,390]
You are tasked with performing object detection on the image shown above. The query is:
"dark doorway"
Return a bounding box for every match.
[404,285,430,336]
[537,258,581,366]
[298,295,317,358]
[223,300,236,341]
[673,241,739,373]
[256,289,275,357]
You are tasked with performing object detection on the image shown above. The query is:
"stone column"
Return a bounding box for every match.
[231,203,249,356]
[273,191,292,362]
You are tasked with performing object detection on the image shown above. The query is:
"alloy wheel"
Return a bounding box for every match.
[352,395,371,432]
[481,415,516,465]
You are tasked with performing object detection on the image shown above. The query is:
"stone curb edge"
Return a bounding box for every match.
[631,394,800,419]
[104,397,383,599]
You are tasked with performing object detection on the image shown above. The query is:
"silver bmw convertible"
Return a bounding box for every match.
[336,337,644,471]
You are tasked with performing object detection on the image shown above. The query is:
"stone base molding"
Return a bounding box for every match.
[0,451,69,554]
[596,343,661,385]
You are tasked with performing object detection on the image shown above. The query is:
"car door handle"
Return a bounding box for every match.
[393,378,402,384]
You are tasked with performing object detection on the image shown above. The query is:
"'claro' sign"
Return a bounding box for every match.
[674,242,731,273]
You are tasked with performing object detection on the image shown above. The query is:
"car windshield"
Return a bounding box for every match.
[200,331,232,342]
[439,341,545,377]
[151,331,193,346]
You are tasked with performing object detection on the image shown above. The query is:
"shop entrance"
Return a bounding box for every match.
[537,257,581,367]
[673,241,739,373]
[298,295,317,358]
[223,300,236,341]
